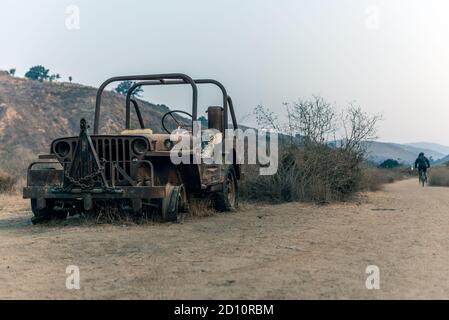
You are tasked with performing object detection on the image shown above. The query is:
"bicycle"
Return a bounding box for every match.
[418,169,428,187]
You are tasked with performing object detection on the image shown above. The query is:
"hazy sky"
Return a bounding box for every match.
[1,0,449,144]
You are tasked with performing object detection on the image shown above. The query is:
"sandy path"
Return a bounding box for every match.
[1,179,449,299]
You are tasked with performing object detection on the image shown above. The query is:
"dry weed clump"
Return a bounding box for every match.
[0,171,17,194]
[359,167,406,191]
[240,145,364,203]
[429,166,449,187]
[188,197,216,217]
[241,95,384,204]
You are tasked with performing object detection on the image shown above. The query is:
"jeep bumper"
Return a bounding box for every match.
[23,186,167,211]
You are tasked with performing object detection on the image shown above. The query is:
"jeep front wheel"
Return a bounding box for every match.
[30,199,66,224]
[160,185,187,222]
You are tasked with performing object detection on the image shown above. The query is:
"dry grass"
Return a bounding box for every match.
[240,145,365,204]
[359,167,406,191]
[429,166,449,187]
[34,197,219,226]
[240,145,408,204]
[0,172,17,194]
[188,197,216,217]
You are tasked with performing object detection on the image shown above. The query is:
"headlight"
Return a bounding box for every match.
[164,139,174,150]
[54,141,71,158]
[132,138,148,154]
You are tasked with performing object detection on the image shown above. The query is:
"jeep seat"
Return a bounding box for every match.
[121,129,153,140]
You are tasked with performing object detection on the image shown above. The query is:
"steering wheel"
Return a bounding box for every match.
[161,110,193,134]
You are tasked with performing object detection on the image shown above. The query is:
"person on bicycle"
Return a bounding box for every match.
[414,152,430,176]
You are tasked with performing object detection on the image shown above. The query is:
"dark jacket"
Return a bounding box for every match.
[415,155,430,170]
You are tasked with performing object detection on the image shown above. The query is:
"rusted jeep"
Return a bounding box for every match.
[23,74,241,224]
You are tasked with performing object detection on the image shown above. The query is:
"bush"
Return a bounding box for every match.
[378,159,401,169]
[240,144,364,203]
[114,80,143,97]
[0,172,17,194]
[429,167,449,187]
[25,65,60,82]
[25,65,50,81]
[359,167,405,191]
[241,95,382,204]
[240,150,406,204]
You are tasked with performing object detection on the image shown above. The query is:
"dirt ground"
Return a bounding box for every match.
[1,179,449,299]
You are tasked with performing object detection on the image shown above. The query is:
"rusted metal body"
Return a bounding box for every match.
[23,73,241,223]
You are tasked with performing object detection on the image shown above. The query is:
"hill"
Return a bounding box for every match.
[364,141,444,165]
[0,71,176,173]
[405,142,449,156]
[389,143,444,162]
[434,154,449,166]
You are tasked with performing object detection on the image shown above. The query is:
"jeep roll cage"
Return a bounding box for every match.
[93,73,238,135]
[125,79,239,132]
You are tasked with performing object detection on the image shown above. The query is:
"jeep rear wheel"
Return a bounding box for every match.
[214,166,239,212]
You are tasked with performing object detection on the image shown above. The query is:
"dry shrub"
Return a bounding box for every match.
[0,153,30,195]
[240,149,407,203]
[12,176,26,193]
[359,167,405,191]
[245,95,382,204]
[78,197,215,224]
[188,197,215,217]
[429,167,449,187]
[0,171,17,194]
[94,205,136,224]
[240,144,364,203]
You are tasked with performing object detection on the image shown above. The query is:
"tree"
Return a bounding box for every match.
[25,65,50,82]
[68,76,73,83]
[254,104,280,131]
[8,68,16,76]
[49,73,61,82]
[254,96,381,155]
[341,103,382,156]
[288,96,336,145]
[379,159,401,169]
[114,80,143,97]
[198,116,208,128]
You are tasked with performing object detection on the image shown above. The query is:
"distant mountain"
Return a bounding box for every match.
[365,141,445,165]
[390,143,445,161]
[434,155,449,166]
[405,142,449,156]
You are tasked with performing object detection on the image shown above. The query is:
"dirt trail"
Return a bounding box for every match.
[1,179,449,299]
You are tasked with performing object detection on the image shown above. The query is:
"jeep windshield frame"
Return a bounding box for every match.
[125,79,239,132]
[93,73,198,135]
